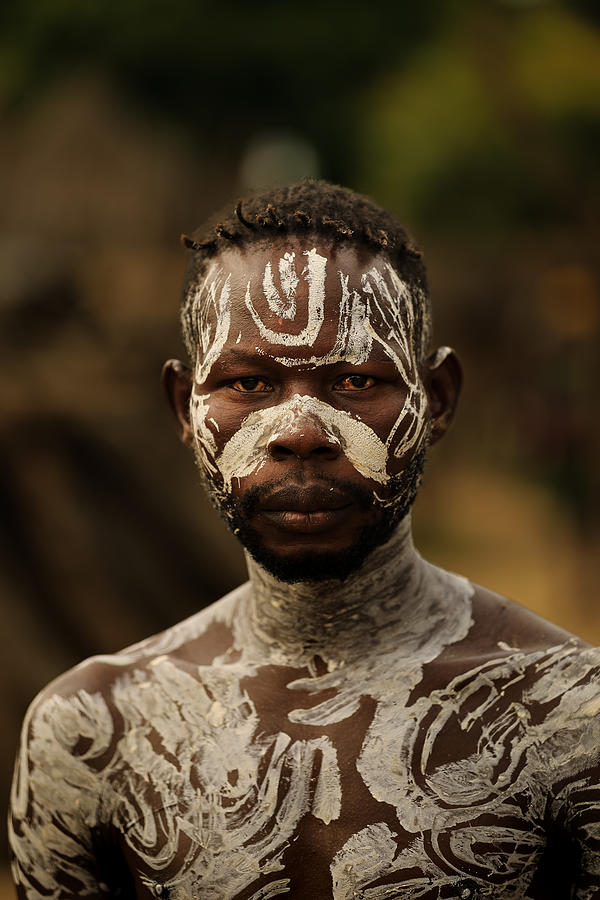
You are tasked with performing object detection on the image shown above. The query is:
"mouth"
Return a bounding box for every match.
[259,507,352,533]
[257,484,355,534]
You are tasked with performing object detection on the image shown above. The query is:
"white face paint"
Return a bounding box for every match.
[189,244,430,500]
[246,249,326,345]
[262,252,297,319]
[217,394,389,491]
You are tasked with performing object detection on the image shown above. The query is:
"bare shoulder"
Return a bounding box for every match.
[10,585,250,898]
[24,583,247,725]
[433,577,600,705]
[427,579,600,779]
[467,580,592,654]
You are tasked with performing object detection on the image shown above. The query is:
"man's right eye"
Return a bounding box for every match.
[231,376,273,393]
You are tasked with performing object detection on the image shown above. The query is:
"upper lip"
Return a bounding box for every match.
[258,484,353,513]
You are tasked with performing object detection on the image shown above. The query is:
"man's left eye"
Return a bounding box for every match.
[231,376,273,393]
[334,374,376,391]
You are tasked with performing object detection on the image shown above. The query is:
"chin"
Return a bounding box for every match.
[208,445,428,583]
[235,497,415,584]
[242,534,377,583]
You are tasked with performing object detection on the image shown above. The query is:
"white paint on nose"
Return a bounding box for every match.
[216,394,389,491]
[266,394,342,453]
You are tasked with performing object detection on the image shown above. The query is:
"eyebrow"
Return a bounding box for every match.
[212,349,267,372]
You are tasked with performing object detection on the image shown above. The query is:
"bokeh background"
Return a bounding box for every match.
[1,0,599,890]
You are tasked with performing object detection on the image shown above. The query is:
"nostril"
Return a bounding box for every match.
[266,427,341,461]
[268,442,295,460]
[313,445,338,457]
[267,441,338,461]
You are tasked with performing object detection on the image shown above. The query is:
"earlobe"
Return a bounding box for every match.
[421,346,462,445]
[162,359,195,447]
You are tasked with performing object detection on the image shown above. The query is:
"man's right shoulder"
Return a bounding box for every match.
[27,581,249,719]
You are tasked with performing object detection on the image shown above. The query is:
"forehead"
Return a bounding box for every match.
[190,235,420,370]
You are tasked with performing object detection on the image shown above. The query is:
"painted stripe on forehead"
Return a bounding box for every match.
[262,252,298,320]
[245,248,326,347]
[193,262,233,384]
[264,271,374,369]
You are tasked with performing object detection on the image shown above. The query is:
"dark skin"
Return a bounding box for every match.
[9,238,600,899]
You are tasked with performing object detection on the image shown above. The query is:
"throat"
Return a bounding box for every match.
[239,517,473,673]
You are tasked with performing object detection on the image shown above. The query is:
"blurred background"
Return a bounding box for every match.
[0,0,599,889]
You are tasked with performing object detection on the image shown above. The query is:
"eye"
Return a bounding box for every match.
[231,376,273,393]
[334,374,376,391]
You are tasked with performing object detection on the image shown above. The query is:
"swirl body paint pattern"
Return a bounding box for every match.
[9,527,600,899]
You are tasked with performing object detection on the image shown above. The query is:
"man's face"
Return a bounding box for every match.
[185,237,432,581]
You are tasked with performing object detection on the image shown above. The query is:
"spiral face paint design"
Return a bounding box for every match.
[189,247,429,500]
[245,248,326,346]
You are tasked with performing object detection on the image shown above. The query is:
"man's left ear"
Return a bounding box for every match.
[420,346,462,445]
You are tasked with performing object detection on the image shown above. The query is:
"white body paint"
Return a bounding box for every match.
[246,248,326,347]
[217,394,390,490]
[262,253,298,319]
[10,524,600,898]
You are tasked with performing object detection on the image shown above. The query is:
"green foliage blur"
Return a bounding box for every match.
[1,1,596,229]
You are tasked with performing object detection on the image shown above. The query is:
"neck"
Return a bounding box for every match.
[238,516,470,672]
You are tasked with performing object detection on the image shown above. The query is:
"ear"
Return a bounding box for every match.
[162,359,195,447]
[420,346,462,445]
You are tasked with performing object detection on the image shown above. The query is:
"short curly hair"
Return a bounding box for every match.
[181,179,431,361]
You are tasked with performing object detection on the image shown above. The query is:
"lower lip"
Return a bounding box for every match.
[259,507,352,533]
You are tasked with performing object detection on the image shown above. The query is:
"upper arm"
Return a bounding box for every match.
[9,688,113,899]
[522,644,600,899]
[543,670,600,899]
[559,777,600,900]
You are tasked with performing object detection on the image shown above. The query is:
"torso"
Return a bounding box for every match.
[11,581,600,899]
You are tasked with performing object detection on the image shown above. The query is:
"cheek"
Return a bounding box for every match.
[383,381,430,468]
[190,391,224,471]
[190,391,273,492]
[215,410,281,492]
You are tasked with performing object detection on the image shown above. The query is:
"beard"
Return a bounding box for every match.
[198,443,428,584]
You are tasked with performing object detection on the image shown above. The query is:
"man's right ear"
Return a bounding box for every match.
[162,359,195,447]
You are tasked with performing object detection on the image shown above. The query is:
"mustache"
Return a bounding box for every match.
[237,472,376,517]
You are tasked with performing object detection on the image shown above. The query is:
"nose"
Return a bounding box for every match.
[267,404,341,462]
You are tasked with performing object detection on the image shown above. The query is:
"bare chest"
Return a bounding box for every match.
[102,658,566,899]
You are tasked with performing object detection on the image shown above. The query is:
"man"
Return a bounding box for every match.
[9,181,600,899]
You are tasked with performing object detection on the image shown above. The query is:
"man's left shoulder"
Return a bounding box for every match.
[469,582,600,732]
[469,581,595,655]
